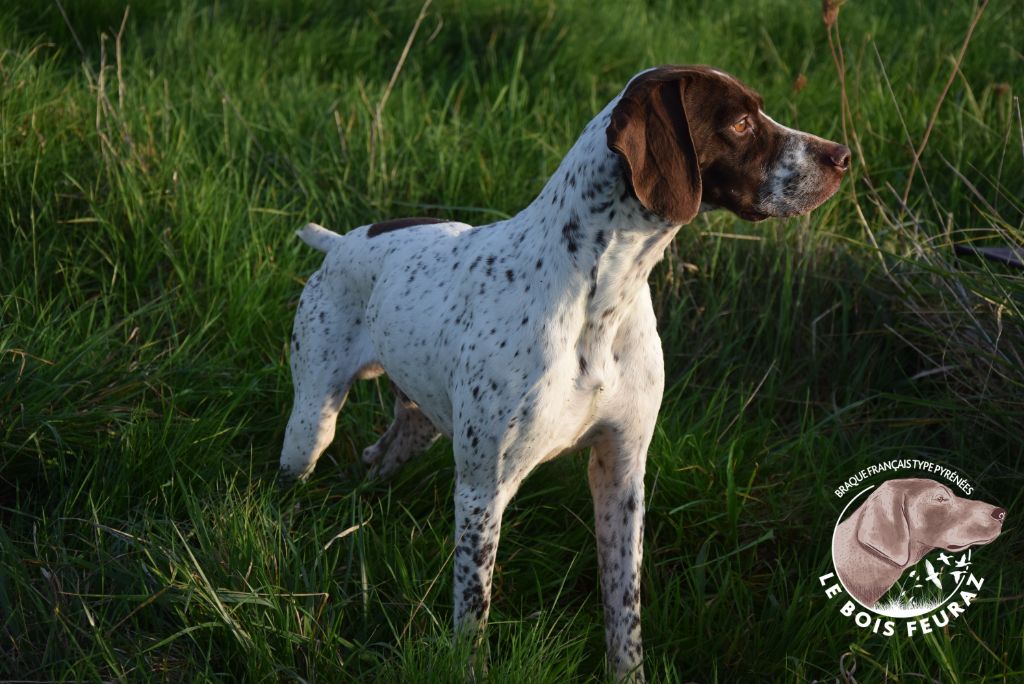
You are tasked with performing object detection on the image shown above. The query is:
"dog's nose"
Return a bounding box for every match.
[824,144,851,171]
[991,507,1007,522]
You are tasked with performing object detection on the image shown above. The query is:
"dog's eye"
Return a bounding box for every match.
[731,117,751,134]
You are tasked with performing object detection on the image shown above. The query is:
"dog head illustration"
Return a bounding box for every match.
[857,478,1005,567]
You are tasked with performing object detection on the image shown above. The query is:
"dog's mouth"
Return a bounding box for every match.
[741,163,846,222]
[736,209,770,222]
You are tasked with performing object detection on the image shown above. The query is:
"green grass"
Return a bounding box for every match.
[2,0,1022,681]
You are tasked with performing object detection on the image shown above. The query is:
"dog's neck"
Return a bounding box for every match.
[525,101,680,266]
[510,101,684,380]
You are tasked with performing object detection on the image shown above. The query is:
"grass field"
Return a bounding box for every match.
[2,0,1022,681]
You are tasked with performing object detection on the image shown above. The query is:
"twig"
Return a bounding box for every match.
[1015,96,1023,161]
[938,154,1000,217]
[718,359,776,440]
[95,34,115,160]
[115,6,130,111]
[323,516,372,550]
[4,348,56,385]
[822,1,850,147]
[399,526,458,641]
[901,0,989,206]
[53,0,86,60]
[823,1,882,274]
[369,0,433,174]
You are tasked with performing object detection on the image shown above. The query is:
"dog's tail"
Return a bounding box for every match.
[296,222,343,253]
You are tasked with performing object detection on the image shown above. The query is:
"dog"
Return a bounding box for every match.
[280,65,850,681]
[833,478,1005,607]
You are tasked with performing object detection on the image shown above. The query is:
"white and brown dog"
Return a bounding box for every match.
[280,66,850,681]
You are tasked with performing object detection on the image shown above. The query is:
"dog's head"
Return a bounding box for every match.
[856,478,1006,567]
[607,65,850,225]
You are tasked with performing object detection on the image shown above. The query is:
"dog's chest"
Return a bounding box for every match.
[366,238,663,452]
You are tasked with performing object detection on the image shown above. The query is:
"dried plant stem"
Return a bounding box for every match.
[824,4,883,272]
[901,0,989,206]
[369,0,433,177]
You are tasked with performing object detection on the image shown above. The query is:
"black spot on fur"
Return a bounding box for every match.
[562,213,581,253]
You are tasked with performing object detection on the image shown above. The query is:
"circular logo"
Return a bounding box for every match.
[819,464,1005,638]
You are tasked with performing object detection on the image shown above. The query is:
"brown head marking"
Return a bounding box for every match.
[606,67,702,225]
[607,65,850,225]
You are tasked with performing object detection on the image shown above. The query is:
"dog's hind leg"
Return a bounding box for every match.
[362,384,440,479]
[280,269,378,482]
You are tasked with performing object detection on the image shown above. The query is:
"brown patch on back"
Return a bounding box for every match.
[367,216,448,237]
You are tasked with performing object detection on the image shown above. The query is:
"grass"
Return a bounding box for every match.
[1,0,1022,681]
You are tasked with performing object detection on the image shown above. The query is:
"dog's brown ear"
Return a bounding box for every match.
[856,481,911,566]
[606,72,702,225]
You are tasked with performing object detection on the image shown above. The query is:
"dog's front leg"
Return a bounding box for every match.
[589,439,647,683]
[451,477,508,674]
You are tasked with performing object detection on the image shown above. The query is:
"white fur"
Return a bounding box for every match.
[756,109,840,216]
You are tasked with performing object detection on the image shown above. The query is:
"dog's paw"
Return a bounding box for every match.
[362,443,394,481]
[361,443,382,466]
[277,465,311,486]
[366,457,401,481]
